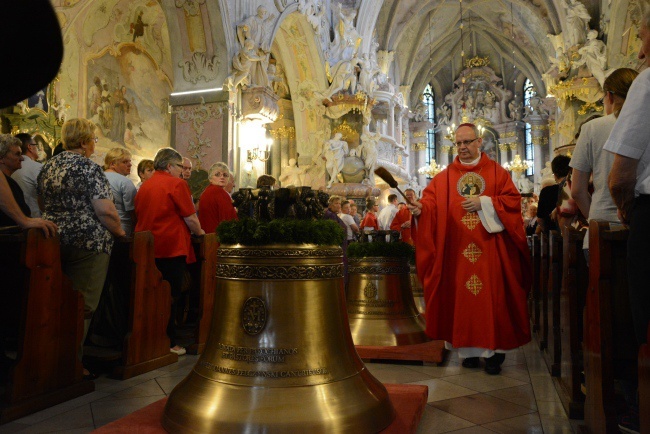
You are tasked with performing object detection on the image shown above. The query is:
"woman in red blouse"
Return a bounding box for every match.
[198,162,238,233]
[360,197,380,232]
[134,148,204,356]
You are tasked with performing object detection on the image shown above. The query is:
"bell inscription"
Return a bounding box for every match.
[218,343,298,364]
[242,297,267,335]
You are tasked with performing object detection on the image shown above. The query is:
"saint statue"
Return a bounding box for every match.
[324,133,349,188]
[359,129,381,185]
[226,38,269,89]
[563,0,591,47]
[574,30,609,86]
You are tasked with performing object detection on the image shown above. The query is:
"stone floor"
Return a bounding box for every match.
[0,340,579,433]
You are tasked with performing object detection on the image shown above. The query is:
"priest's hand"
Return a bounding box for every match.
[407,200,423,216]
[461,197,482,213]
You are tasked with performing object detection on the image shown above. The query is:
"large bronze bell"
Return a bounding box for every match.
[347,257,428,346]
[410,265,425,313]
[163,245,394,433]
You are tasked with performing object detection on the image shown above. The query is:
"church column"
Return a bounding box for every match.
[170,90,230,185]
[409,120,433,186]
[530,123,549,186]
[498,143,509,165]
[440,144,451,166]
[388,103,395,139]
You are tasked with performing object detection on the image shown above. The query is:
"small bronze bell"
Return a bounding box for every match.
[347,257,428,346]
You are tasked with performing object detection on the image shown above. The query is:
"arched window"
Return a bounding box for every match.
[523,78,536,176]
[422,84,436,167]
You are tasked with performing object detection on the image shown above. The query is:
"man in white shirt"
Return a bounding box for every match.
[377,193,399,230]
[11,133,44,217]
[605,10,650,363]
[338,200,359,241]
[605,14,650,432]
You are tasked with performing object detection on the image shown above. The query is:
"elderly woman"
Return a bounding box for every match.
[135,159,154,190]
[104,147,137,236]
[134,147,204,356]
[37,118,125,378]
[198,162,238,233]
[0,134,30,226]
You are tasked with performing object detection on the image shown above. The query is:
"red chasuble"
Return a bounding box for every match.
[411,153,531,350]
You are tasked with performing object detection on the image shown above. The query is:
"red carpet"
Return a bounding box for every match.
[93,383,428,433]
[356,340,446,363]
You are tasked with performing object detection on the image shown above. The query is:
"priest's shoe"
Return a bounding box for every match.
[485,353,505,375]
[461,357,480,368]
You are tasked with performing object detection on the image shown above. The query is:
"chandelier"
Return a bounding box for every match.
[418,159,446,178]
[502,154,530,175]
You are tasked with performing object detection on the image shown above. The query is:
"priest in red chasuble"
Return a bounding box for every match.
[409,123,531,375]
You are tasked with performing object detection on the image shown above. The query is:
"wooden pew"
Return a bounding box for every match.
[583,220,637,433]
[559,227,587,419]
[530,234,541,334]
[539,232,549,351]
[186,233,218,355]
[545,230,562,377]
[640,324,650,434]
[112,231,178,379]
[0,229,94,423]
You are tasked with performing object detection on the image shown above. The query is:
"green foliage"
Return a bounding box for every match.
[347,241,415,263]
[217,218,345,246]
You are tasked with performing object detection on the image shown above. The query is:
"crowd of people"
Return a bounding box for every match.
[0,117,239,369]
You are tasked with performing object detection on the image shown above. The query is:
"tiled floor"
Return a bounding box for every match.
[0,341,579,433]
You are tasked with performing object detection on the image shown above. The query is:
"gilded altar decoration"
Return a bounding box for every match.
[457,172,486,198]
[461,213,481,231]
[577,101,604,115]
[466,56,490,68]
[462,243,482,264]
[466,274,483,296]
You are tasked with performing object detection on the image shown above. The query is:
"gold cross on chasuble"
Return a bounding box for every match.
[465,274,483,296]
[461,212,481,230]
[462,243,482,264]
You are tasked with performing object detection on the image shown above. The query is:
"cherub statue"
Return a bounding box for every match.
[508,100,523,121]
[279,158,303,187]
[436,103,451,125]
[413,102,428,122]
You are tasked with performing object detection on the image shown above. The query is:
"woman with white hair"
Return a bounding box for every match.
[198,162,238,233]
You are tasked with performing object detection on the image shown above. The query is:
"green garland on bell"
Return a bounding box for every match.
[347,241,415,264]
[217,218,346,246]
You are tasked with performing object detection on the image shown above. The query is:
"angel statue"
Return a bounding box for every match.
[412,102,428,122]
